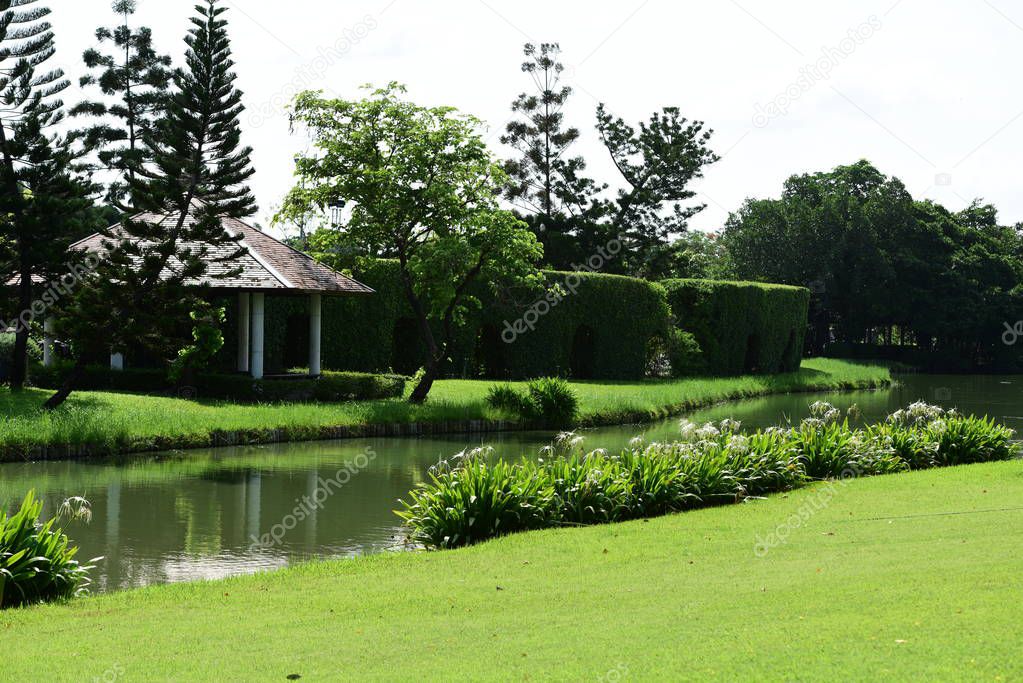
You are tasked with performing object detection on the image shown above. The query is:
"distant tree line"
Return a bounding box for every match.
[719,160,1023,370]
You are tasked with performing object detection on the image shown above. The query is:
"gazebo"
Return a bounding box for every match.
[64,203,374,379]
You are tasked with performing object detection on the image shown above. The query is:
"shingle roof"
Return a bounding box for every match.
[72,203,374,296]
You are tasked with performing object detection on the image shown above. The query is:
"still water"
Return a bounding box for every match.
[1,374,1019,593]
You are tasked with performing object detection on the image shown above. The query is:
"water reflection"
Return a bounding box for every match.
[1,373,1019,593]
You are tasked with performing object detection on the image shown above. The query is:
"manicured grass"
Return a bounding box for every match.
[0,358,889,460]
[2,460,1020,681]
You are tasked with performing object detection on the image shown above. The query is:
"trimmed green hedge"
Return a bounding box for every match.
[661,279,809,375]
[29,363,406,403]
[228,262,674,381]
[202,264,808,381]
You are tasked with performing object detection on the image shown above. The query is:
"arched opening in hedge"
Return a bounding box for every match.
[474,324,509,379]
[390,317,422,376]
[570,325,597,379]
[645,334,671,378]
[743,334,761,374]
[283,313,310,371]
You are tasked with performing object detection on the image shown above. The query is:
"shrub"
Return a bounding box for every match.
[0,333,41,382]
[1,491,96,609]
[29,363,406,403]
[396,448,557,549]
[870,402,1017,469]
[525,378,579,428]
[484,378,580,428]
[666,329,706,377]
[485,384,530,415]
[398,403,1017,549]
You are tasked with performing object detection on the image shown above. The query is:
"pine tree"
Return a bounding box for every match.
[0,0,73,390]
[70,0,173,209]
[595,104,720,274]
[46,0,256,409]
[132,0,256,219]
[501,43,602,268]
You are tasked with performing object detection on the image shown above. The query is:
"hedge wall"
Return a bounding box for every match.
[219,261,673,381]
[30,363,406,403]
[202,265,807,381]
[661,279,809,375]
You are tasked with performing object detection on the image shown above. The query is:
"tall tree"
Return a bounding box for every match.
[47,0,255,409]
[502,43,601,268]
[71,0,173,209]
[595,104,719,274]
[0,0,73,390]
[278,84,542,403]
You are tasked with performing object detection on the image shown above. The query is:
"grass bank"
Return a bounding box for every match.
[0,358,889,461]
[2,460,1019,681]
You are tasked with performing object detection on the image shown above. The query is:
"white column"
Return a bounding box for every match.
[250,293,265,380]
[237,292,250,373]
[110,352,124,371]
[42,318,54,367]
[309,293,322,377]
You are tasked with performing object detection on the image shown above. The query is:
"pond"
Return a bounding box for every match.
[1,374,1019,593]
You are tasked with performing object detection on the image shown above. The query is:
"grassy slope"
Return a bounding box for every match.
[3,460,1021,681]
[0,358,888,458]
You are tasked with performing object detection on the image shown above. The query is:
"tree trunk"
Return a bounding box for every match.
[42,355,88,411]
[0,121,30,390]
[408,356,439,404]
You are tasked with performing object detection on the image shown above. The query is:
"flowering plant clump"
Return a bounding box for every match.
[398,402,1018,549]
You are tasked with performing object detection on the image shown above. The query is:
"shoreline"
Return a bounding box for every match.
[0,367,892,463]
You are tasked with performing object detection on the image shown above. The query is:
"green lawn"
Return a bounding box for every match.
[2,460,1020,681]
[0,358,889,460]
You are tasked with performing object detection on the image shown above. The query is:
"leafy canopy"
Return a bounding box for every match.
[279,83,542,401]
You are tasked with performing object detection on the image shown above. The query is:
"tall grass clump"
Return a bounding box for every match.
[398,403,1018,549]
[1,491,98,609]
[485,378,580,428]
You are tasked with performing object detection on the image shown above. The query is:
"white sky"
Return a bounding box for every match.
[49,0,1023,236]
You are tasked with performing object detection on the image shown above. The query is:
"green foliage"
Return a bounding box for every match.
[70,0,174,208]
[721,160,1023,367]
[251,260,675,381]
[29,363,405,403]
[501,43,603,265]
[1,491,96,609]
[0,359,889,461]
[666,329,705,377]
[55,0,256,410]
[662,278,809,375]
[1,333,40,364]
[524,377,579,428]
[636,231,733,281]
[278,83,542,402]
[398,423,805,549]
[595,104,720,272]
[872,402,1017,468]
[485,384,529,415]
[486,378,579,428]
[399,402,1016,549]
[169,303,226,382]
